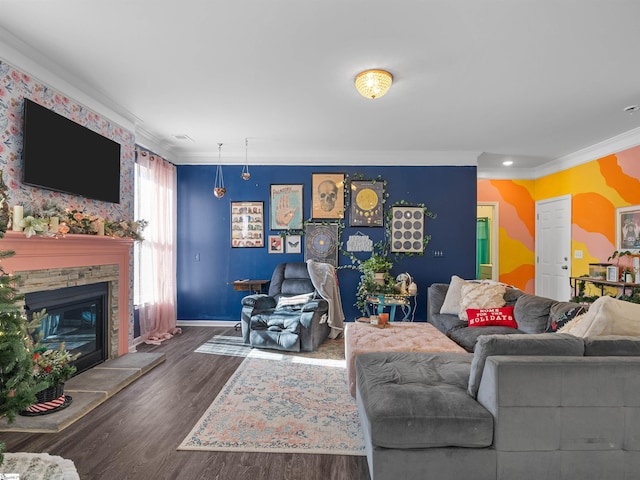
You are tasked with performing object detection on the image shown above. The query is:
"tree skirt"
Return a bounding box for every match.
[0,452,80,480]
[179,347,365,455]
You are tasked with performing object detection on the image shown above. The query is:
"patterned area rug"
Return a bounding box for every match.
[0,452,80,480]
[179,338,365,455]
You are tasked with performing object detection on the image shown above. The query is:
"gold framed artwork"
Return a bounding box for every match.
[350,180,383,227]
[311,173,345,219]
[616,205,640,251]
[270,184,304,230]
[231,201,264,248]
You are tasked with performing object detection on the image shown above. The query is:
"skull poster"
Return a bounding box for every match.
[312,173,345,219]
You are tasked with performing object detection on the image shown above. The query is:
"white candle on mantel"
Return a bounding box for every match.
[96,219,105,236]
[49,216,59,233]
[12,205,23,231]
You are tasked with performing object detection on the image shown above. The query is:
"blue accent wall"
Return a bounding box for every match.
[177,164,477,322]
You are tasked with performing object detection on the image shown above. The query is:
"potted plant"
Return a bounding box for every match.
[19,309,80,416]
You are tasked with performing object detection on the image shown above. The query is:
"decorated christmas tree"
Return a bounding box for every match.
[0,172,45,465]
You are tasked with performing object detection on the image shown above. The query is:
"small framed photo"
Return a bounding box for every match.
[312,173,345,219]
[231,201,264,248]
[286,234,302,254]
[616,205,640,252]
[304,223,339,267]
[350,180,384,227]
[270,184,304,230]
[268,235,284,253]
[606,265,619,282]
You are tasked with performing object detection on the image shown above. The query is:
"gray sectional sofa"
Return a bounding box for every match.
[355,281,640,479]
[356,333,640,480]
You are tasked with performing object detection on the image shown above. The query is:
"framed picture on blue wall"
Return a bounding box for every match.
[304,223,339,267]
[312,172,345,220]
[231,201,264,248]
[350,180,384,227]
[270,184,304,230]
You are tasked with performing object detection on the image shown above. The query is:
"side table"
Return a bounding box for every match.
[365,293,416,322]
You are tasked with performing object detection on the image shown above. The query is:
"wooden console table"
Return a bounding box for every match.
[230,279,269,294]
[570,276,639,298]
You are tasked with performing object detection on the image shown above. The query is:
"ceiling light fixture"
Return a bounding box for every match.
[502,160,514,166]
[213,143,226,198]
[624,105,639,115]
[241,137,251,180]
[355,69,393,99]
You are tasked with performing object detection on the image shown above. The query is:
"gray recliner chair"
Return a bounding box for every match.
[240,262,331,352]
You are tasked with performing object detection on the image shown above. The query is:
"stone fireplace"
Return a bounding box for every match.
[0,231,133,357]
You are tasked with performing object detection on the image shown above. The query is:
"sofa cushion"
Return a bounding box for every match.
[459,282,506,320]
[584,335,640,355]
[448,326,524,352]
[513,293,557,333]
[356,351,493,449]
[467,333,585,398]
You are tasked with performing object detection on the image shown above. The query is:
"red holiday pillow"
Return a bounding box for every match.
[466,306,518,329]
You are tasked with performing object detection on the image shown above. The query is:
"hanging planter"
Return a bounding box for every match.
[213,143,226,198]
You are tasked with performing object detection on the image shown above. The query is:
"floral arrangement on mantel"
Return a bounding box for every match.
[15,200,148,240]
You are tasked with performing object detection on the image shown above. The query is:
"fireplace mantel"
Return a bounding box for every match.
[0,231,134,355]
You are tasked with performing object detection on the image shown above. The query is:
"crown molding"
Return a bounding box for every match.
[0,27,138,132]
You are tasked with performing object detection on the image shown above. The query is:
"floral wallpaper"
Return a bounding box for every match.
[0,60,135,220]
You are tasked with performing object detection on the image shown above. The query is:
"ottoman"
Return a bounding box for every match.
[344,321,466,397]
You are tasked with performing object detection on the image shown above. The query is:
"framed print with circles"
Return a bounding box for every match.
[390,206,424,253]
[304,223,339,267]
[349,180,384,227]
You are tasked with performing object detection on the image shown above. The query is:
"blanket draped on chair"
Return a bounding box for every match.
[306,259,345,338]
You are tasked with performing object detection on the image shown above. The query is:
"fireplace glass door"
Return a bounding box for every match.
[25,282,108,375]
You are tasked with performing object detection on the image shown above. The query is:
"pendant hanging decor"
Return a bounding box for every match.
[213,143,226,198]
[241,137,251,181]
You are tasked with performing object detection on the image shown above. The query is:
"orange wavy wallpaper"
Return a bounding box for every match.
[479,144,640,295]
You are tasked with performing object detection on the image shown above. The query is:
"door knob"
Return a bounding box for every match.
[561,265,568,270]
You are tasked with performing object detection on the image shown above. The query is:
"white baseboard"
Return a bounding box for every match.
[177,320,239,327]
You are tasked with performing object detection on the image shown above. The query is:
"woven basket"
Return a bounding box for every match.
[34,383,65,403]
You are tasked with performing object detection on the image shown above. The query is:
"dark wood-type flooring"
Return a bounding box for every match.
[1,326,370,480]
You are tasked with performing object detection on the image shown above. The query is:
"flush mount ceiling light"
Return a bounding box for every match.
[355,69,393,99]
[502,160,514,166]
[213,143,226,198]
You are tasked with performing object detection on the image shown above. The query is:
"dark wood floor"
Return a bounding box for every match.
[1,326,370,480]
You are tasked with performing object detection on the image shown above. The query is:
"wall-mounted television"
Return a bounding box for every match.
[22,98,121,204]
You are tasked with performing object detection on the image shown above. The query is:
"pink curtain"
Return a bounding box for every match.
[135,147,181,345]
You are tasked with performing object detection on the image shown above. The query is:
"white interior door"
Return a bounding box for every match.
[535,195,572,300]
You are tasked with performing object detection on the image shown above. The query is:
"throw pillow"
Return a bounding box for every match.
[275,292,314,310]
[458,282,506,321]
[546,302,586,332]
[467,306,517,328]
[439,275,469,315]
[562,295,640,338]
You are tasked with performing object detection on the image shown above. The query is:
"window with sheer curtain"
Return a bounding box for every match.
[134,147,181,344]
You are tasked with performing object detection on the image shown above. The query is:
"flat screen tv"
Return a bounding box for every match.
[22,98,121,204]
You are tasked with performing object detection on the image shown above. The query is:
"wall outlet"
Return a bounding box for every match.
[574,250,583,259]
